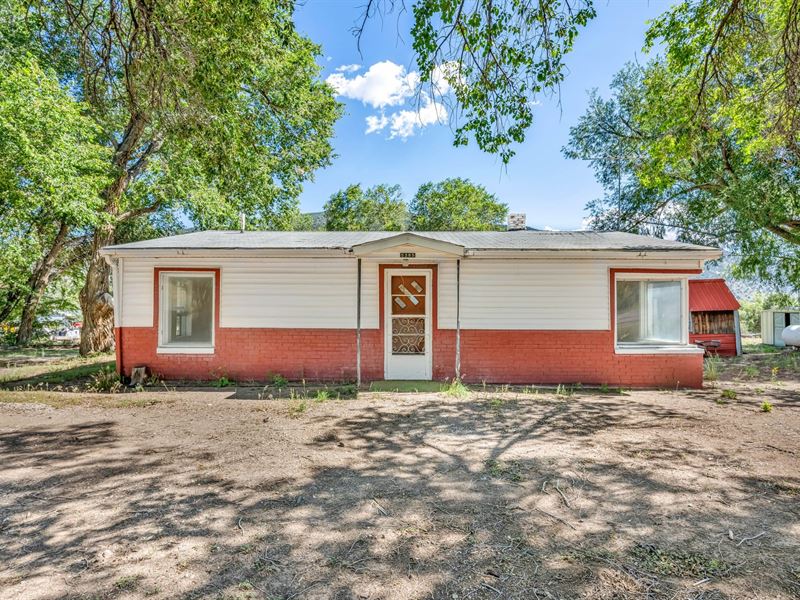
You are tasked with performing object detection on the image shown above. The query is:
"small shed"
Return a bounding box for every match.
[688,279,741,356]
[761,308,800,347]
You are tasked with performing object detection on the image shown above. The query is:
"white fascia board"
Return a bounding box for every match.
[351,232,465,256]
[99,247,353,259]
[465,249,721,261]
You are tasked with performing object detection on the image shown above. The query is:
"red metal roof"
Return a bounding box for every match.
[689,278,740,312]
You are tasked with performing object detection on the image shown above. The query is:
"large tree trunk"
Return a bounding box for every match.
[78,114,148,356]
[16,223,71,345]
[78,224,116,355]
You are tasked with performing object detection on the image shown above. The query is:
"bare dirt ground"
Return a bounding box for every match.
[0,358,799,599]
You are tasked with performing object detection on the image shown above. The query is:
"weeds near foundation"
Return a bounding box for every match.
[314,390,330,403]
[704,356,721,382]
[445,378,469,399]
[761,401,774,413]
[720,389,737,401]
[88,367,122,393]
[213,376,233,388]
[555,384,573,398]
[269,373,288,388]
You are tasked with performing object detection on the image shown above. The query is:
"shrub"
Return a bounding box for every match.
[88,367,122,393]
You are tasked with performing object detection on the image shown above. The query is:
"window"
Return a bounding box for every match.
[616,279,683,345]
[159,272,215,351]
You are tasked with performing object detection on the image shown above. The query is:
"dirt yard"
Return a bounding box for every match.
[0,355,799,599]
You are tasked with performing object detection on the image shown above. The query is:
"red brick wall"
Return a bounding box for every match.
[117,325,702,387]
[458,329,703,387]
[118,326,364,381]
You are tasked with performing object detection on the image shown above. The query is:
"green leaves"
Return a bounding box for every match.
[324,184,408,231]
[410,178,507,231]
[408,0,596,162]
[322,178,508,232]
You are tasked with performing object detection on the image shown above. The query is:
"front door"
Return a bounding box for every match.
[385,269,432,380]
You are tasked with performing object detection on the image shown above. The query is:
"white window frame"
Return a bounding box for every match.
[157,271,216,354]
[614,273,701,355]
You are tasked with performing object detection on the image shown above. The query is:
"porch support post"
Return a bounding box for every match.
[455,258,461,380]
[356,258,362,387]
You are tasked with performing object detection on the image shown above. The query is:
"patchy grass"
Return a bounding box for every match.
[369,380,448,393]
[742,338,781,354]
[484,458,524,482]
[287,399,308,417]
[629,543,729,578]
[0,355,114,386]
[0,390,164,409]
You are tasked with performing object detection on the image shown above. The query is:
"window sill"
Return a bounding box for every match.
[157,346,215,355]
[615,344,705,355]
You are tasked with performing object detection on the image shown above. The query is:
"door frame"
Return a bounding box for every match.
[383,268,433,380]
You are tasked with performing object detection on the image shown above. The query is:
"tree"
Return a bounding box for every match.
[358,0,596,163]
[0,51,110,344]
[410,178,507,231]
[739,291,800,335]
[324,184,408,231]
[12,0,341,354]
[565,58,800,287]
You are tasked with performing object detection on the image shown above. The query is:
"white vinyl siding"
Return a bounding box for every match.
[120,257,359,329]
[437,261,458,329]
[120,259,156,327]
[459,259,610,330]
[220,258,355,328]
[117,255,704,332]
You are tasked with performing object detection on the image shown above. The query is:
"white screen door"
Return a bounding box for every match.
[385,269,432,380]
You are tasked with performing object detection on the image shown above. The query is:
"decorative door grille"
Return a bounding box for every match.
[390,275,426,354]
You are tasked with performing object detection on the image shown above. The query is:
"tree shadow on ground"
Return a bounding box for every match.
[0,393,798,599]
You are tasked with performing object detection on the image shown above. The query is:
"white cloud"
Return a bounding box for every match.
[364,96,447,140]
[335,63,361,73]
[365,113,389,134]
[388,97,447,139]
[326,60,419,109]
[329,60,453,139]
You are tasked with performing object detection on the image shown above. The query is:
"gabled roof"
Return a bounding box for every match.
[102,230,720,255]
[689,278,741,312]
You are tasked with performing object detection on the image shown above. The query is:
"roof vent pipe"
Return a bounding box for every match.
[239,213,246,233]
[507,213,526,231]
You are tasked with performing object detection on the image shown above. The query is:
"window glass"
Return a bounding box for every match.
[616,280,682,344]
[163,275,213,346]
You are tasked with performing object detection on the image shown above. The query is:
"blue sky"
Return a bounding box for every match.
[295,0,671,230]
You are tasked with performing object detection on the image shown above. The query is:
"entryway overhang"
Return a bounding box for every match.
[350,233,465,257]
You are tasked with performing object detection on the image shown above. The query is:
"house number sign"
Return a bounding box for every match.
[400,252,416,258]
